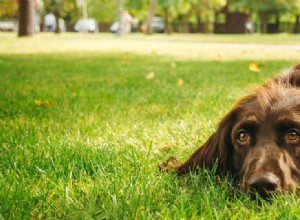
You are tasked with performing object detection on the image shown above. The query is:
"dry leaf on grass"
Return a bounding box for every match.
[34,100,54,107]
[122,57,129,64]
[177,78,184,86]
[146,72,155,80]
[248,62,261,72]
[170,62,177,68]
[158,156,181,172]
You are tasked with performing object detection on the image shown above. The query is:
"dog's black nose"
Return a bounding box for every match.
[248,174,280,199]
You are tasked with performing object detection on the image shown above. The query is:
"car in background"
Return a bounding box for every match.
[44,13,66,32]
[140,16,165,33]
[74,18,99,33]
[0,19,18,32]
[110,21,119,33]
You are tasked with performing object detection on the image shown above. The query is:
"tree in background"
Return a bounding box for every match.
[43,0,63,33]
[292,0,300,33]
[117,0,124,35]
[87,0,147,33]
[87,0,116,23]
[3,0,300,34]
[241,0,294,33]
[126,0,147,33]
[147,0,157,34]
[174,0,191,33]
[64,0,79,24]
[18,0,34,36]
[0,0,18,18]
[126,0,148,18]
[195,0,226,33]
[158,0,172,34]
[43,0,78,32]
[189,0,204,32]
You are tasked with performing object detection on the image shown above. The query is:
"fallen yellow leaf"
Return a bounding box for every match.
[170,62,177,68]
[34,99,42,106]
[122,57,129,64]
[158,156,181,172]
[34,100,54,107]
[146,72,155,80]
[177,78,184,86]
[249,62,261,72]
[43,100,54,107]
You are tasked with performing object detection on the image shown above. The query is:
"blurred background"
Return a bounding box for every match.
[1,0,300,36]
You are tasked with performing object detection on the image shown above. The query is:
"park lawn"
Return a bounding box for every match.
[1,34,300,219]
[2,33,300,61]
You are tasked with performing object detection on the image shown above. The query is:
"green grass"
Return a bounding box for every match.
[1,33,300,219]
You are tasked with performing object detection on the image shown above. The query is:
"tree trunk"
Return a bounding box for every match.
[177,15,188,33]
[260,13,268,33]
[206,0,213,33]
[178,14,183,33]
[163,7,171,34]
[182,16,189,33]
[54,10,61,33]
[196,14,202,32]
[117,0,124,36]
[294,14,300,33]
[192,2,202,33]
[275,14,280,33]
[146,0,156,34]
[18,0,34,37]
[81,0,88,33]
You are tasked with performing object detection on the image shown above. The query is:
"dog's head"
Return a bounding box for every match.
[231,65,300,199]
[161,64,300,199]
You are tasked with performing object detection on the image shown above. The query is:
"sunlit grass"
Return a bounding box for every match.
[1,32,300,60]
[1,34,300,218]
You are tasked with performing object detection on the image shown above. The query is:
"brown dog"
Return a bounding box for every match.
[159,64,300,199]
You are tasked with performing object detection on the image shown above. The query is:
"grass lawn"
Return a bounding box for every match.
[1,33,300,219]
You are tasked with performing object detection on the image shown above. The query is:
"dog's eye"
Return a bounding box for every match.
[237,130,250,144]
[287,129,300,143]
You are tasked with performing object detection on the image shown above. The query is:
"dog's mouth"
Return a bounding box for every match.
[248,188,277,200]
[240,185,278,200]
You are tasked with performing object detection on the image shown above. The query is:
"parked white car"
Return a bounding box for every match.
[74,18,99,33]
[140,17,165,33]
[44,13,66,32]
[0,19,18,32]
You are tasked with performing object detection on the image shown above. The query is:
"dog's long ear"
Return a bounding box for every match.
[158,112,235,176]
[176,111,236,176]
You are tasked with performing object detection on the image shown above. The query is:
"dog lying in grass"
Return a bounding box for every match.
[159,64,300,199]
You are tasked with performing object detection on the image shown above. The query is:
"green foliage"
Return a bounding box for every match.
[158,0,172,8]
[43,0,64,13]
[239,0,295,14]
[126,0,149,18]
[43,0,79,20]
[63,0,80,22]
[87,0,116,23]
[87,0,148,23]
[34,0,300,32]
[291,0,300,14]
[0,0,18,18]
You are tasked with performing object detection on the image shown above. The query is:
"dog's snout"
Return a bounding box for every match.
[248,174,280,199]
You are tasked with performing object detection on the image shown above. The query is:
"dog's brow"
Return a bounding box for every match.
[275,116,300,127]
[237,116,260,130]
[245,115,259,122]
[238,114,260,125]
